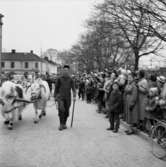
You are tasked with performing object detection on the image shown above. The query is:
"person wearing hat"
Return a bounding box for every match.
[107,80,122,133]
[54,65,76,131]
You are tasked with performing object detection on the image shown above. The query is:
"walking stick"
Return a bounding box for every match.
[70,99,76,128]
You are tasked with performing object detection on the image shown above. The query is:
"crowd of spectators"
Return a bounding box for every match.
[76,68,166,134]
[1,69,166,135]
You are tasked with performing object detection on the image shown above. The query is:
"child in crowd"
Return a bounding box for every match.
[107,81,122,133]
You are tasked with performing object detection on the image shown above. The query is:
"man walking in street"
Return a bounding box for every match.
[54,65,76,131]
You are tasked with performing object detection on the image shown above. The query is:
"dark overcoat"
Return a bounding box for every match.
[108,89,122,115]
[54,75,76,108]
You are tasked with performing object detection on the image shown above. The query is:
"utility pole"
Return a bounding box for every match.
[0,14,4,78]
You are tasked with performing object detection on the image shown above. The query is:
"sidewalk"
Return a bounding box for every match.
[120,120,151,141]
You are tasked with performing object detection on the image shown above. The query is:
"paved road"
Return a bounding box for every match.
[0,98,165,167]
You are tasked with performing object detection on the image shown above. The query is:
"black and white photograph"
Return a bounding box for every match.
[0,0,166,166]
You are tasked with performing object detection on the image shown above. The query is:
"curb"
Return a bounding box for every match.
[120,120,150,141]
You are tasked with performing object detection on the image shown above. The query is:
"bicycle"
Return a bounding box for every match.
[150,118,166,160]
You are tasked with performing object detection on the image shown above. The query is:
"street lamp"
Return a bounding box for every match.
[0,14,4,77]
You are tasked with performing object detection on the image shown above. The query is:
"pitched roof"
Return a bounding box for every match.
[1,52,42,62]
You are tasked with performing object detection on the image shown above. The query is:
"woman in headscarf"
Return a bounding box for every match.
[137,70,149,130]
[124,73,139,135]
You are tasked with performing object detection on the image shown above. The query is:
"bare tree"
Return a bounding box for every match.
[135,0,166,42]
[58,0,164,73]
[100,0,163,70]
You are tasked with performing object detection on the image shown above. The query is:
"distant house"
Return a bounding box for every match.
[43,48,62,65]
[1,49,57,75]
[41,56,58,74]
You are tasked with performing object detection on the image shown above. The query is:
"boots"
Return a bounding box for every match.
[58,117,67,131]
[58,124,63,131]
[113,129,118,133]
[63,124,67,129]
[58,124,67,131]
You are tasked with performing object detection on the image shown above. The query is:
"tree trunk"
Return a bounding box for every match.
[134,51,139,71]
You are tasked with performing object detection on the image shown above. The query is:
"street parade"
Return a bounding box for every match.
[0,0,166,167]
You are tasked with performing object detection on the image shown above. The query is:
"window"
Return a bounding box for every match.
[11,62,15,68]
[35,62,38,69]
[1,62,5,68]
[25,62,29,68]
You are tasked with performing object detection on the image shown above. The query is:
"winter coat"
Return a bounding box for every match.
[54,75,76,104]
[138,78,149,120]
[145,96,158,119]
[108,89,122,115]
[124,81,138,124]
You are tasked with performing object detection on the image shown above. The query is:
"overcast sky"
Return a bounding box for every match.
[0,0,100,54]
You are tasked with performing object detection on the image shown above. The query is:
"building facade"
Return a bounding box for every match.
[1,49,57,75]
[43,48,63,65]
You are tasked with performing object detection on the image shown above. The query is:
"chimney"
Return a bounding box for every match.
[11,49,16,54]
[30,50,33,54]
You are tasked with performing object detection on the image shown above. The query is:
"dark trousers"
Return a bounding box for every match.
[86,92,92,103]
[97,91,105,112]
[109,112,120,130]
[58,98,71,125]
[78,89,85,100]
